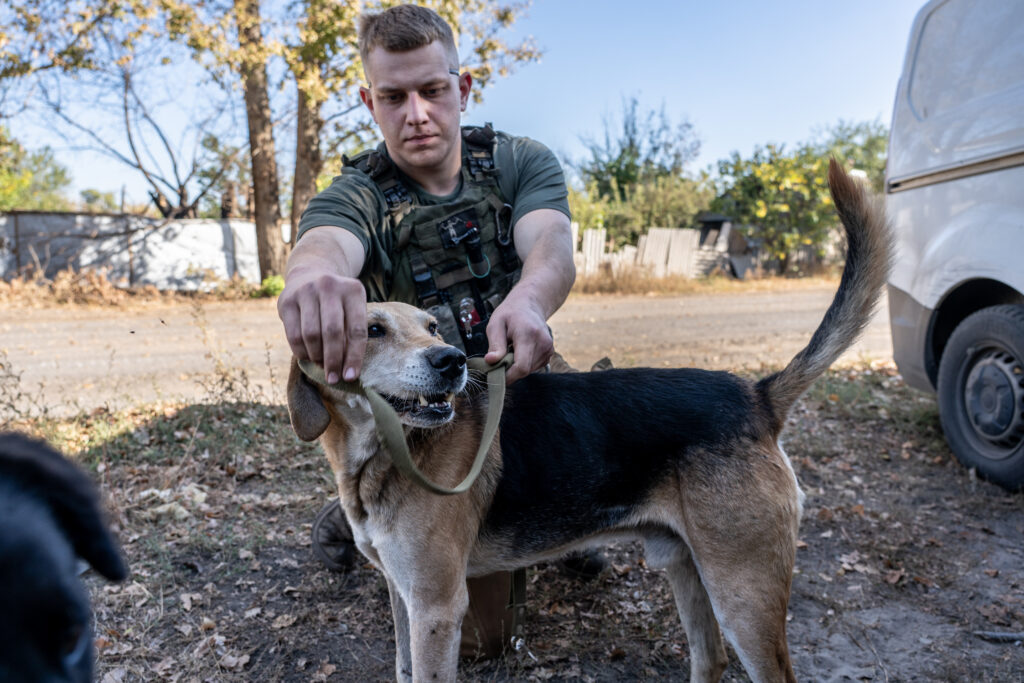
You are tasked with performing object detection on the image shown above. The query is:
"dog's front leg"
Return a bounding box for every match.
[405,575,468,682]
[385,576,413,682]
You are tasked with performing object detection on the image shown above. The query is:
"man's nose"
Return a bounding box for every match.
[406,93,429,125]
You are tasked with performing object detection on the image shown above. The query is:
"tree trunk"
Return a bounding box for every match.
[290,87,324,247]
[235,0,287,278]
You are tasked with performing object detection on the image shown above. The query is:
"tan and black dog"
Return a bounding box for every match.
[287,160,891,683]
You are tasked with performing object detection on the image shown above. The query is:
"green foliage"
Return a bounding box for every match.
[0,1,121,82]
[80,188,119,212]
[572,98,710,247]
[577,96,701,202]
[711,120,889,273]
[712,144,833,273]
[252,275,285,298]
[0,127,71,211]
[811,118,888,193]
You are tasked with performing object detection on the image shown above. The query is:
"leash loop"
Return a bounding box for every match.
[298,353,512,496]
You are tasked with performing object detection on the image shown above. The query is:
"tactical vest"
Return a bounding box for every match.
[343,124,521,356]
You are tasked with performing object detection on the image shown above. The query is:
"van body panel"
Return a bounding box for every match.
[887,0,1024,489]
[888,0,1024,183]
[887,0,1024,391]
[888,284,934,391]
[888,165,1024,311]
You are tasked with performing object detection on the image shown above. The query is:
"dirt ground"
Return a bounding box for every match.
[3,288,1023,682]
[1,283,892,415]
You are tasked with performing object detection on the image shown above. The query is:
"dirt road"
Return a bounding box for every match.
[1,283,891,415]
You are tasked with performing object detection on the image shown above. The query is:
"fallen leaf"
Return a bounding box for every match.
[272,614,298,629]
[219,653,250,671]
[180,592,202,612]
[885,569,905,584]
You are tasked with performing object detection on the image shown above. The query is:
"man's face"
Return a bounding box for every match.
[360,41,471,181]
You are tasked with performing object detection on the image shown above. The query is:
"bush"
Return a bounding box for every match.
[253,275,285,298]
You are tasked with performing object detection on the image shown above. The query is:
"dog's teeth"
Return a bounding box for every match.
[418,395,428,406]
[445,393,454,403]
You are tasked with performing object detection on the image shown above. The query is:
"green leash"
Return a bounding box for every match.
[298,353,512,496]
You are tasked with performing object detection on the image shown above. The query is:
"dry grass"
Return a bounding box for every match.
[571,263,841,296]
[0,268,260,308]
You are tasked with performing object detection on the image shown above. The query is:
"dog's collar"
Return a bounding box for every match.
[298,354,512,496]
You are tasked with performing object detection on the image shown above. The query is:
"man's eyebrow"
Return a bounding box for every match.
[374,78,450,92]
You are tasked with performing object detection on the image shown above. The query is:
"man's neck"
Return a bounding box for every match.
[403,165,461,196]
[387,143,462,196]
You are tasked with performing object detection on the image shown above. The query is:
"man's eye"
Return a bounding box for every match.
[428,322,439,336]
[368,324,386,338]
[384,93,403,104]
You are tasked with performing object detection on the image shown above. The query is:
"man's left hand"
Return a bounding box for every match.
[484,294,553,383]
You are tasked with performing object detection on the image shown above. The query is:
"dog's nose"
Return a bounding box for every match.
[425,346,466,380]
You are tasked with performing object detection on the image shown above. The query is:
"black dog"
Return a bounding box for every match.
[0,433,127,683]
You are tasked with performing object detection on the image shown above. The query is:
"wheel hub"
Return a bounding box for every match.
[964,349,1024,449]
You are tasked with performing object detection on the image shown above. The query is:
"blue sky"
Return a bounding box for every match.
[466,0,923,173]
[16,0,925,203]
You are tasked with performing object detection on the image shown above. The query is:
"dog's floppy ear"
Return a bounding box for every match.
[0,432,128,582]
[287,358,330,442]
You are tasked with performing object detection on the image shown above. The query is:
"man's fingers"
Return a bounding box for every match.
[298,296,324,364]
[341,289,367,381]
[319,294,346,384]
[484,316,509,364]
[278,301,308,361]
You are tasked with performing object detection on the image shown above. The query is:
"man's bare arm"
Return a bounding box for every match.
[277,227,369,383]
[484,208,575,382]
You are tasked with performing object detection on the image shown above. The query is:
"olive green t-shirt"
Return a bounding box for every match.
[296,129,570,301]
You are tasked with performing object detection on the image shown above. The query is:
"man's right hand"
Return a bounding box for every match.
[277,227,369,384]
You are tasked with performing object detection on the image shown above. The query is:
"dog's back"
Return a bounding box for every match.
[0,433,126,683]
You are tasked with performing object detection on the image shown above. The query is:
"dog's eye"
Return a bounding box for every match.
[428,322,439,336]
[368,323,386,338]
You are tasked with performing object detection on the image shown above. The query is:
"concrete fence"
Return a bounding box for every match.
[573,219,842,279]
[0,211,260,289]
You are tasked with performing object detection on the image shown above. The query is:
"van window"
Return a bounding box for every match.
[909,0,1024,120]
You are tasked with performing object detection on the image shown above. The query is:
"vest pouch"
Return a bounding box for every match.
[463,319,490,358]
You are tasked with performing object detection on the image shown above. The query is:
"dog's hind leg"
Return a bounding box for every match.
[646,537,728,682]
[385,577,413,682]
[681,467,800,683]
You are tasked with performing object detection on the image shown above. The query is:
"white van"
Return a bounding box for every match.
[886,0,1024,489]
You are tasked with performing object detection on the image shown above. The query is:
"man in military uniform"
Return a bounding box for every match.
[278,3,603,656]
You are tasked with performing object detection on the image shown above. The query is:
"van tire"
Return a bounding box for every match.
[937,304,1024,490]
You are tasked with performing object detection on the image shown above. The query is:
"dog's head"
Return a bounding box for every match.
[0,432,127,683]
[288,301,469,441]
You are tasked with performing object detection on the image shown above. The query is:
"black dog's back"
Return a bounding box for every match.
[484,368,760,550]
[0,434,126,683]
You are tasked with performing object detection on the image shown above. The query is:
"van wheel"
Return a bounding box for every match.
[937,304,1024,490]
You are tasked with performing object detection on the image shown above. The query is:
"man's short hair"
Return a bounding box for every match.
[358,5,460,71]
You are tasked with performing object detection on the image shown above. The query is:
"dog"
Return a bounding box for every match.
[0,433,127,683]
[286,160,891,683]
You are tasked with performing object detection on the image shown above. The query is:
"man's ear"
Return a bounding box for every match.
[458,71,472,112]
[359,86,377,121]
[287,359,331,442]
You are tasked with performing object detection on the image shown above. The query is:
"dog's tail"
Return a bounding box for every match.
[757,159,892,432]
